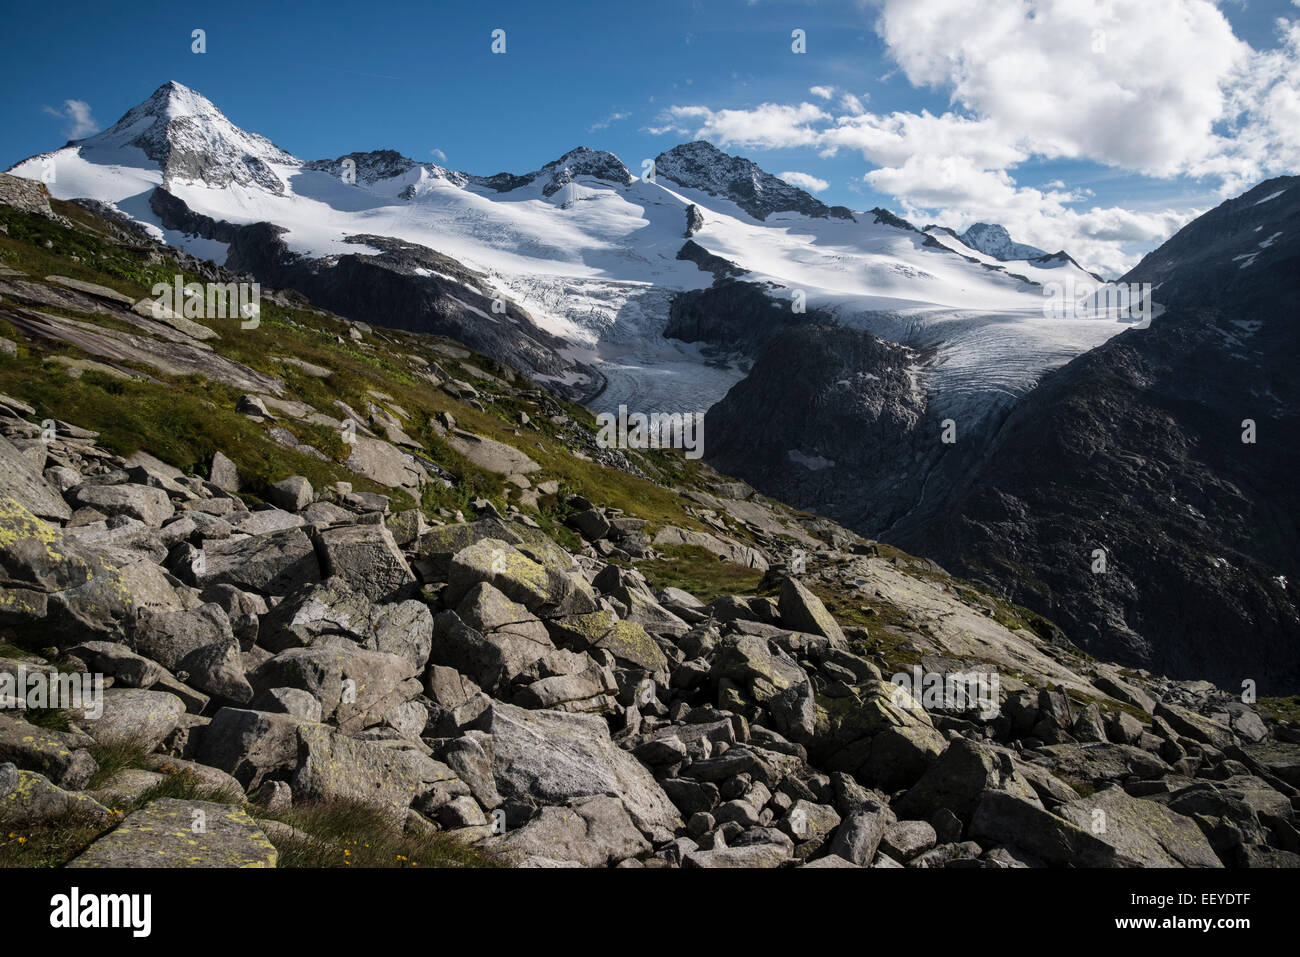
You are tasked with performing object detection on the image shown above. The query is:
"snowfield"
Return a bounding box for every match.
[10,81,1145,424]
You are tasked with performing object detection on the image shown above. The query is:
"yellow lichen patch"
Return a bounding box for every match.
[0,496,66,560]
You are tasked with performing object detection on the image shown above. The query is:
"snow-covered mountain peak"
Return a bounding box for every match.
[957,222,1048,261]
[473,146,634,197]
[8,80,1136,434]
[72,79,298,194]
[528,146,633,197]
[303,149,473,193]
[655,140,854,223]
[303,144,634,201]
[134,80,225,122]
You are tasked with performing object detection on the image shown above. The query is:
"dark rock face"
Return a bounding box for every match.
[900,176,1300,692]
[869,207,918,232]
[665,280,834,357]
[655,141,855,223]
[1119,176,1299,316]
[675,240,744,281]
[704,325,933,532]
[902,308,1300,691]
[305,146,633,200]
[684,204,704,237]
[696,176,1300,692]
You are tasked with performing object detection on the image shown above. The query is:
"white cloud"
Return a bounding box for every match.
[588,111,630,132]
[839,92,867,116]
[654,1,1300,273]
[43,99,98,139]
[871,0,1297,185]
[865,154,1196,276]
[779,171,830,193]
[660,102,830,148]
[430,147,447,162]
[1204,16,1300,192]
[820,109,1028,169]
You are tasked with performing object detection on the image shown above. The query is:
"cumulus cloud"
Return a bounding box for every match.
[43,99,98,139]
[779,171,830,193]
[658,102,830,148]
[871,0,1298,187]
[820,109,1028,170]
[653,0,1300,273]
[864,154,1196,276]
[430,147,447,162]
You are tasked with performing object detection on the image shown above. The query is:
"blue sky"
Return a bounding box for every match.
[3,0,1298,275]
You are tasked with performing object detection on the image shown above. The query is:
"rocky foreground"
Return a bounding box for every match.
[0,178,1298,868]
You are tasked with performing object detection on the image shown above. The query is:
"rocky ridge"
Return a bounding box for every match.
[655,141,855,223]
[958,223,1048,262]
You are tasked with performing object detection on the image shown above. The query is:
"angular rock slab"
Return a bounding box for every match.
[447,429,540,475]
[196,708,310,791]
[0,499,189,644]
[131,604,252,703]
[0,439,70,521]
[313,523,414,602]
[684,843,792,868]
[69,483,174,527]
[67,798,277,868]
[259,578,432,674]
[1058,786,1224,868]
[191,527,320,596]
[0,764,113,826]
[0,713,97,789]
[82,688,185,751]
[291,725,443,823]
[483,797,650,867]
[473,702,681,833]
[779,577,846,646]
[250,645,417,735]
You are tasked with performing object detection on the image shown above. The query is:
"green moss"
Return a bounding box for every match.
[0,205,177,294]
[531,508,583,553]
[637,544,764,600]
[1258,696,1300,725]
